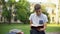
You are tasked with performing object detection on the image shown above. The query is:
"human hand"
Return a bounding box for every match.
[40,28,45,31]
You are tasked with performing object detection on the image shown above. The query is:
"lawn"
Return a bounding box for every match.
[0,24,60,34]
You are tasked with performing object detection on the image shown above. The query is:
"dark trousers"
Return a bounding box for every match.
[30,26,45,34]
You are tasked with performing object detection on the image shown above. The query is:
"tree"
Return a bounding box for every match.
[1,0,30,24]
[15,0,30,24]
[1,0,9,23]
[2,0,13,24]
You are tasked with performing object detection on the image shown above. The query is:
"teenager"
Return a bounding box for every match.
[29,4,48,34]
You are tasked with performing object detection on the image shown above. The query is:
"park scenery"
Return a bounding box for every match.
[0,0,60,34]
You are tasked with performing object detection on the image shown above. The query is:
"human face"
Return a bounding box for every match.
[35,9,42,16]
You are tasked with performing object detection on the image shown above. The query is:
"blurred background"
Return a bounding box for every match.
[0,0,60,34]
[0,0,60,24]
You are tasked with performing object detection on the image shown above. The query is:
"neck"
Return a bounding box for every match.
[37,13,42,16]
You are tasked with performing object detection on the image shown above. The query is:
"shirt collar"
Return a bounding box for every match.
[34,13,42,17]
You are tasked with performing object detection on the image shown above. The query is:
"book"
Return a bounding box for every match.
[31,24,43,27]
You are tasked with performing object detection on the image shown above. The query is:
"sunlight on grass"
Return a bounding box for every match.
[47,24,60,27]
[0,24,60,34]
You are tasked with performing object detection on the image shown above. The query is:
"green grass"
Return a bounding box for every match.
[0,24,60,34]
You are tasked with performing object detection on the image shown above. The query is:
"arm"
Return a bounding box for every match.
[43,23,47,30]
[29,14,33,26]
[30,20,33,26]
[40,23,47,31]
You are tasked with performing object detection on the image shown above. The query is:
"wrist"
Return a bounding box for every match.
[40,28,45,31]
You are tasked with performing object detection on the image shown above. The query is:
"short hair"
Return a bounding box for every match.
[34,4,41,11]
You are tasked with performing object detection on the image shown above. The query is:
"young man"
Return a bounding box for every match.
[29,4,48,34]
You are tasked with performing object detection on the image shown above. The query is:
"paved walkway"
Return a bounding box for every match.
[46,32,60,34]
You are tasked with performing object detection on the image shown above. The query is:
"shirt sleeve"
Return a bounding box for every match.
[29,14,32,21]
[44,15,48,23]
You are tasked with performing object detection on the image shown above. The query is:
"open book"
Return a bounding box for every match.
[31,24,43,27]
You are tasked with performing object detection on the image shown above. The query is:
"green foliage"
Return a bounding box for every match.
[2,0,12,23]
[2,6,8,18]
[1,0,30,23]
[15,0,30,23]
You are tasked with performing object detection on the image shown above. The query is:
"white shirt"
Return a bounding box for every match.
[29,13,48,26]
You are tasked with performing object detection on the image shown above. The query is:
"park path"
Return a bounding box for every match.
[46,32,60,34]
